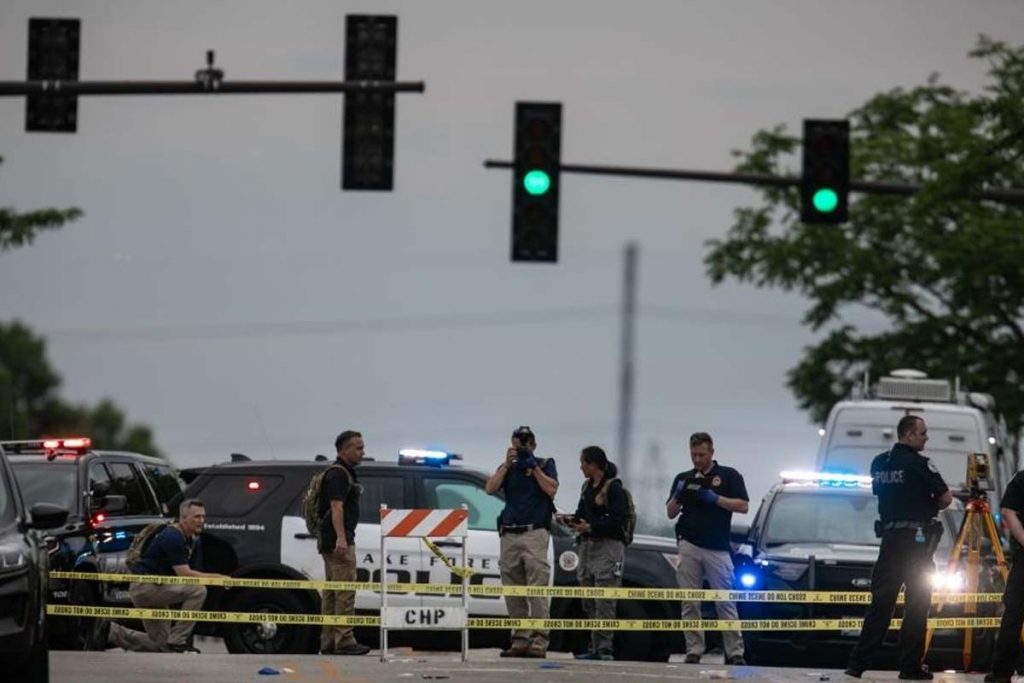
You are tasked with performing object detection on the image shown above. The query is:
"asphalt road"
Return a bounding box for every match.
[51,649,990,683]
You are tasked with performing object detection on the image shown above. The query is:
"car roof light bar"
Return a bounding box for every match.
[779,470,872,487]
[398,449,463,466]
[1,437,92,458]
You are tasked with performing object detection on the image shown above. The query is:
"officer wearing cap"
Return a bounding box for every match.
[485,426,559,658]
[846,415,952,681]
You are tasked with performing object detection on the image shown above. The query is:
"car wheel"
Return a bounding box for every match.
[614,599,673,662]
[58,578,100,650]
[547,596,589,655]
[222,589,318,655]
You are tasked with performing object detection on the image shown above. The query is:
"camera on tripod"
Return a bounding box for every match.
[966,452,993,495]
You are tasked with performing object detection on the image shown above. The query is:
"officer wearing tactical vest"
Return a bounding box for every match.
[485,426,559,658]
[846,415,952,680]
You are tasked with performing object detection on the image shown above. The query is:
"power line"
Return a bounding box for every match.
[40,305,801,344]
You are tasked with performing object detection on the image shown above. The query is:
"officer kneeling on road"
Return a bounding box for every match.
[846,415,952,680]
[88,498,229,653]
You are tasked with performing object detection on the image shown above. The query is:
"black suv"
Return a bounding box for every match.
[0,442,69,682]
[180,451,682,661]
[734,471,1001,670]
[2,438,184,649]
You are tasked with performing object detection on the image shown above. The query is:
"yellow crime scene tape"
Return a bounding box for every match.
[49,571,1003,604]
[45,604,1003,632]
[420,537,475,579]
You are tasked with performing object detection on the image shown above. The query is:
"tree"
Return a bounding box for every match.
[705,37,1024,434]
[0,321,163,457]
[0,155,82,252]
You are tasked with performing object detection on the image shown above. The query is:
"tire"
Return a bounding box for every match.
[548,597,590,655]
[55,578,100,651]
[222,589,318,655]
[613,599,673,662]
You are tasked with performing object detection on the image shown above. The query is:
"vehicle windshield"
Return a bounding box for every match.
[10,461,79,514]
[764,491,879,547]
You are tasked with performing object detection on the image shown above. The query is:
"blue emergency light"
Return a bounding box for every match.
[398,449,463,467]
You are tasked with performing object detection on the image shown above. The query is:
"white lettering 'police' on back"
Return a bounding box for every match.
[874,469,905,485]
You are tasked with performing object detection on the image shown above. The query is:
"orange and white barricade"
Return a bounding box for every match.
[379,504,470,662]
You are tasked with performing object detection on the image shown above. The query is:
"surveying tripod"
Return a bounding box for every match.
[924,453,1009,671]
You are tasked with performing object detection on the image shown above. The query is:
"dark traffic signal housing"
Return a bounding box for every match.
[26,17,80,133]
[801,119,849,224]
[342,15,397,190]
[511,102,562,262]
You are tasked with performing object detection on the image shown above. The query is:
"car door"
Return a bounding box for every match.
[279,470,423,612]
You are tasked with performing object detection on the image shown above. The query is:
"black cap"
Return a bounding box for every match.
[512,425,535,442]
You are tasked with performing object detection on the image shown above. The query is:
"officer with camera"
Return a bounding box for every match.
[485,426,559,658]
[846,415,952,680]
[666,431,749,666]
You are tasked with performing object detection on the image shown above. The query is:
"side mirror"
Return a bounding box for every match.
[730,522,751,546]
[29,502,69,530]
[100,494,128,514]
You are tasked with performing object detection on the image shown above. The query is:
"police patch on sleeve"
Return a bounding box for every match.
[926,458,939,473]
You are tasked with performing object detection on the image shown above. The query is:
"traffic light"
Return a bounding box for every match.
[801,119,849,224]
[342,15,397,191]
[511,102,561,262]
[26,18,80,133]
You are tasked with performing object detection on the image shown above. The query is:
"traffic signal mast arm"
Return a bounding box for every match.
[0,79,425,96]
[484,159,1024,207]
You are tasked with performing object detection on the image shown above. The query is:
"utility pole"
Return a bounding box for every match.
[617,242,638,484]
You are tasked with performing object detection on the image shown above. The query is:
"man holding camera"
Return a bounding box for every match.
[485,426,559,658]
[667,431,749,666]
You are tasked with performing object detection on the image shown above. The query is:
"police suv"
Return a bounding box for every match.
[2,437,184,649]
[734,471,1001,670]
[180,449,682,660]
[0,441,69,682]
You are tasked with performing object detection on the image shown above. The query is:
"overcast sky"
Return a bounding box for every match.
[2,1,1021,523]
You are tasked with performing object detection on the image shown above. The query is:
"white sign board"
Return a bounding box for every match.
[384,606,467,630]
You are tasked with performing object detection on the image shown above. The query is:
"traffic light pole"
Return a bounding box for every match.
[0,79,425,96]
[484,159,1024,206]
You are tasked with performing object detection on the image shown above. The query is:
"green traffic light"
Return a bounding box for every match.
[523,170,551,196]
[812,188,839,213]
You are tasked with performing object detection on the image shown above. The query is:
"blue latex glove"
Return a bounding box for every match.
[672,481,687,502]
[697,488,720,505]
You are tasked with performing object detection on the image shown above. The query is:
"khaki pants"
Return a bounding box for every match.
[577,538,625,654]
[499,528,551,649]
[108,582,207,651]
[321,547,357,651]
[676,538,744,658]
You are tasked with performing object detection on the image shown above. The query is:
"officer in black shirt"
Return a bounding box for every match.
[318,430,370,656]
[985,469,1024,683]
[666,431,749,665]
[846,415,952,680]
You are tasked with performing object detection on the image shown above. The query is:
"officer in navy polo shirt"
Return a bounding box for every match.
[667,431,749,666]
[485,426,558,658]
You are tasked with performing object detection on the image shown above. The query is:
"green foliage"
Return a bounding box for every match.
[0,156,82,251]
[0,321,162,457]
[705,37,1024,432]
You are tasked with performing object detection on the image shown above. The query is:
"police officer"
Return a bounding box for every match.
[984,467,1024,683]
[485,426,559,658]
[846,415,952,680]
[667,431,749,666]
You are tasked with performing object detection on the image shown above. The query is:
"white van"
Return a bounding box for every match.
[816,370,1014,495]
